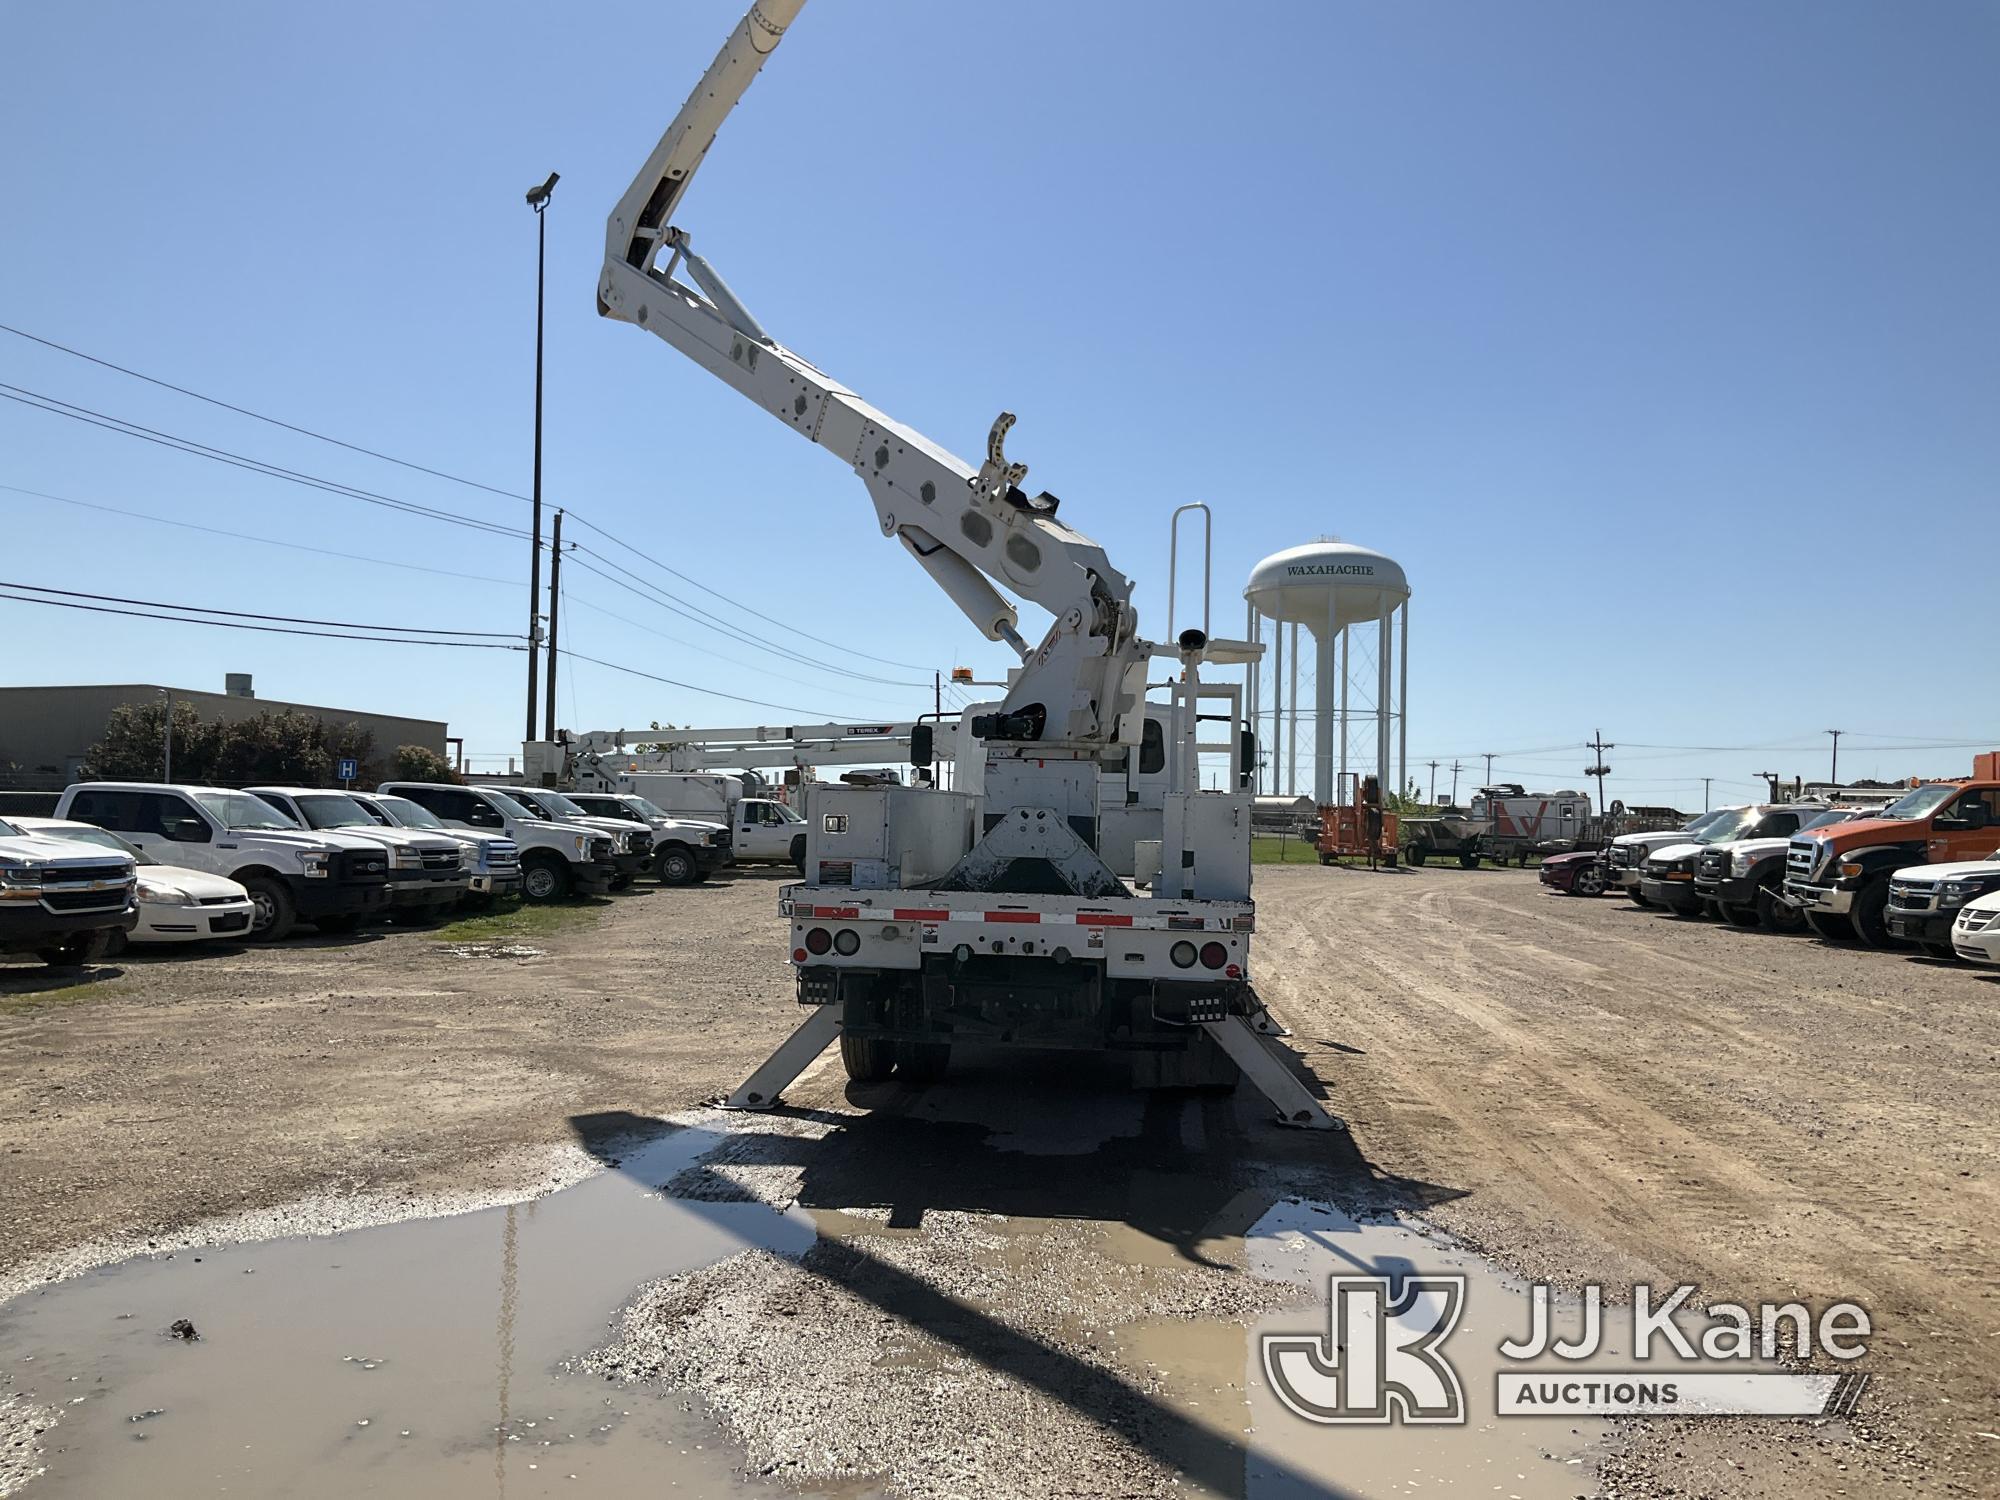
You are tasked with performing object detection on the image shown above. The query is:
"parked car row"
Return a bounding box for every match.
[1541,758,2000,967]
[0,779,741,963]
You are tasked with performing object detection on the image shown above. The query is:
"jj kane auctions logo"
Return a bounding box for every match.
[1263,1277,1872,1425]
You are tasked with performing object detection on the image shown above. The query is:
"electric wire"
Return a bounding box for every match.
[0,580,518,637]
[0,590,524,649]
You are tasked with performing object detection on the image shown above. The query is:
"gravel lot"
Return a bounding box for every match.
[1,864,1993,1498]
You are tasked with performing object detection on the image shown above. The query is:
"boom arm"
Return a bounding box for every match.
[598,0,1146,749]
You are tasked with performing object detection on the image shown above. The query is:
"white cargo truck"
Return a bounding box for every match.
[578,0,1333,1128]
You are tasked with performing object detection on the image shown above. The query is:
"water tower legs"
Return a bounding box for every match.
[1398,599,1409,801]
[1377,602,1392,801]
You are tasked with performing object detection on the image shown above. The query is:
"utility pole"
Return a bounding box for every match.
[1825,728,1842,786]
[1448,759,1463,805]
[159,687,173,781]
[935,671,942,719]
[1426,758,1440,807]
[1702,776,1713,812]
[1585,729,1615,816]
[542,509,565,741]
[524,170,559,743]
[1481,751,1495,785]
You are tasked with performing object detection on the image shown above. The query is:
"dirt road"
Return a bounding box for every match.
[0,866,1993,1497]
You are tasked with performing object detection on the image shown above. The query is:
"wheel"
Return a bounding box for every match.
[105,928,129,956]
[1572,863,1608,897]
[839,1033,896,1083]
[37,930,113,969]
[521,854,572,903]
[1721,903,1762,928]
[240,874,296,942]
[1804,910,1855,942]
[897,1042,951,1084]
[314,913,361,934]
[1458,849,1480,870]
[1318,853,1334,866]
[1757,886,1806,934]
[1405,844,1427,866]
[1921,940,1961,962]
[655,846,699,886]
[1383,850,1399,869]
[789,835,808,873]
[1670,899,1708,918]
[1849,881,1905,949]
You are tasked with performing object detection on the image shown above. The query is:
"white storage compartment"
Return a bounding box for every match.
[1160,793,1251,902]
[806,786,976,889]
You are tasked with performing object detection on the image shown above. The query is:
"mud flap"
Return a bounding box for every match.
[1202,1015,1344,1131]
[721,1005,842,1110]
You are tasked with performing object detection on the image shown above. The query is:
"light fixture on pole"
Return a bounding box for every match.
[524,170,559,747]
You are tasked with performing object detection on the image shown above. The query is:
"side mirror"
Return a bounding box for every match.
[1961,803,1991,831]
[166,817,210,844]
[910,723,934,769]
[1238,729,1256,790]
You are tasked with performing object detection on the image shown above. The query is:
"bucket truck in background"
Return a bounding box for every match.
[582,0,1334,1128]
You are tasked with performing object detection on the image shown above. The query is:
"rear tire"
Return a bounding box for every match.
[1628,889,1653,908]
[37,930,114,970]
[789,835,808,874]
[655,846,699,886]
[1405,845,1426,866]
[1572,864,1608,897]
[1804,910,1855,942]
[839,1033,896,1083]
[521,854,572,903]
[1722,902,1762,928]
[1458,849,1480,869]
[241,875,296,942]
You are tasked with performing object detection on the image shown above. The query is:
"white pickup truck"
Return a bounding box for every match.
[247,787,472,921]
[564,791,731,885]
[56,782,392,940]
[377,782,618,902]
[347,790,522,904]
[0,813,137,967]
[618,772,808,869]
[493,787,654,888]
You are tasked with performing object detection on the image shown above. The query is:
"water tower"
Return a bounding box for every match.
[1243,541,1409,807]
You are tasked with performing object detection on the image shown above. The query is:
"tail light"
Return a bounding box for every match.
[1199,941,1228,970]
[804,927,832,955]
[833,928,860,956]
[1169,940,1198,968]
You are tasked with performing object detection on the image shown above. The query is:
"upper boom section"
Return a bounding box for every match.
[597,0,1149,750]
[603,0,805,280]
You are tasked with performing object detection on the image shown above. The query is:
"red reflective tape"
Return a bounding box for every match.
[893,907,949,921]
[1076,913,1134,927]
[813,906,860,919]
[985,910,1041,923]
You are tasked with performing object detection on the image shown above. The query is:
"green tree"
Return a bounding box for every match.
[83,703,377,786]
[81,700,220,781]
[392,744,460,783]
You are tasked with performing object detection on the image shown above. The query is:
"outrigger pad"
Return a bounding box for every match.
[930,806,1126,900]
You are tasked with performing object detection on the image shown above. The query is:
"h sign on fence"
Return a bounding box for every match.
[337,757,359,784]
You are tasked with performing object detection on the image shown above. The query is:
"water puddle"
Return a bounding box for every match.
[0,1122,839,1500]
[440,943,547,961]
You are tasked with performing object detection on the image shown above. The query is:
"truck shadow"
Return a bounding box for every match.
[567,1049,1464,1500]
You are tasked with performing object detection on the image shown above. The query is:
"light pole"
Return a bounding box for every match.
[524,171,559,745]
[1702,776,1713,812]
[1825,729,1842,786]
[159,687,173,781]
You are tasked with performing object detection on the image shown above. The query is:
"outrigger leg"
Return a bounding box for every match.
[1204,1015,1345,1131]
[722,1005,841,1110]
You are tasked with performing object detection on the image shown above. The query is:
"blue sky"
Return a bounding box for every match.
[3,0,1994,805]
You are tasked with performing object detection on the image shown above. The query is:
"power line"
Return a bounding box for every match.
[562,512,926,672]
[0,580,518,637]
[2,321,933,673]
[0,589,524,650]
[0,321,532,504]
[557,647,887,719]
[0,384,530,540]
[0,482,516,588]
